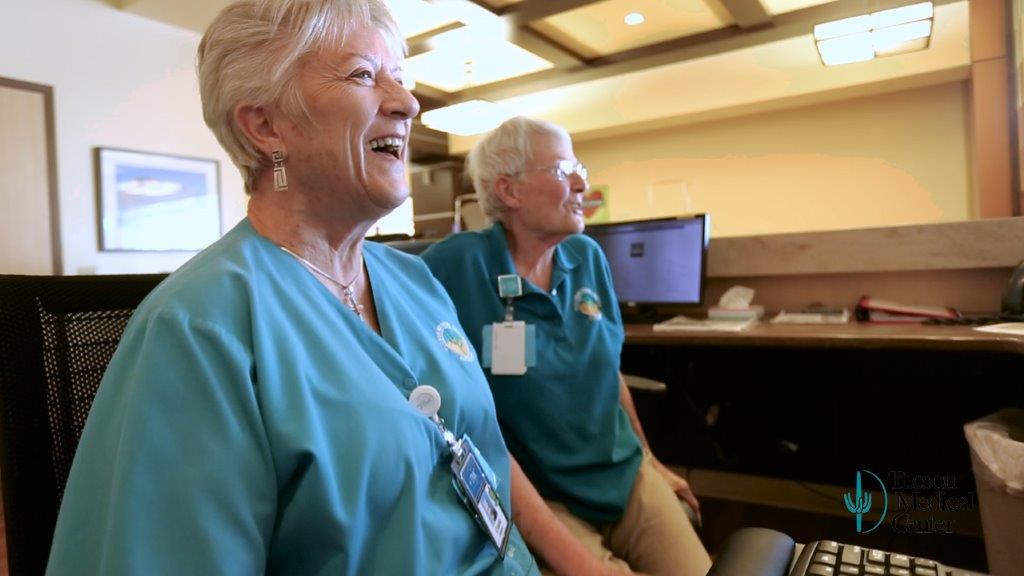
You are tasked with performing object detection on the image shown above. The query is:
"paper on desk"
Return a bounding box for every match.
[974,322,1024,336]
[771,309,850,324]
[653,315,757,332]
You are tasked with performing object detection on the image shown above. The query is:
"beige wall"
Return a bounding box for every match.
[575,82,972,238]
[0,0,246,275]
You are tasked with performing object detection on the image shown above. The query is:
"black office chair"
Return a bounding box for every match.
[0,274,166,576]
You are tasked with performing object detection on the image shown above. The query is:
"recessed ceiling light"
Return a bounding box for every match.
[817,33,875,66]
[814,1,934,67]
[624,12,645,26]
[814,15,871,41]
[871,1,933,30]
[872,19,932,52]
[421,100,515,136]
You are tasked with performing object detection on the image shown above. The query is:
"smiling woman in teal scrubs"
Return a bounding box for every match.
[422,117,712,576]
[45,2,536,575]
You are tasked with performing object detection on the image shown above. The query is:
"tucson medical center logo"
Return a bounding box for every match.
[844,470,888,533]
[843,470,977,534]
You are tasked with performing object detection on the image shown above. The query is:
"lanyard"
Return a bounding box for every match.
[408,385,511,555]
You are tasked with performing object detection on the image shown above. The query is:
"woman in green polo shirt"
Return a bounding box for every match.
[422,117,712,576]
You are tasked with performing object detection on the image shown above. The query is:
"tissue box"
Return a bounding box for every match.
[708,305,764,321]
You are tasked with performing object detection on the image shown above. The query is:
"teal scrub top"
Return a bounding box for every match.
[46,219,537,576]
[421,224,642,524]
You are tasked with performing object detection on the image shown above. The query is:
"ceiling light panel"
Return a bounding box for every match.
[814,15,871,41]
[872,19,932,50]
[817,33,875,66]
[421,100,516,136]
[383,0,458,39]
[405,28,553,92]
[872,20,932,56]
[814,2,934,66]
[871,1,934,29]
[530,0,734,59]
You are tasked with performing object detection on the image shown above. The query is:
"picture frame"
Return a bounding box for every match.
[94,147,221,252]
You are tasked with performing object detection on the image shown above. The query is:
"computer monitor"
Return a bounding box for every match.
[584,215,708,312]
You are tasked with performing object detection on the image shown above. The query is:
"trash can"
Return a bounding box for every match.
[964,409,1024,576]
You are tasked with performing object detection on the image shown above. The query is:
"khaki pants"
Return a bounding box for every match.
[539,456,711,576]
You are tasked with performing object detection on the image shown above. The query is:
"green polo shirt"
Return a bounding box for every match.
[422,224,643,524]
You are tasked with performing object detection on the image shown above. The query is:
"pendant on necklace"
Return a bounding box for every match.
[343,286,365,318]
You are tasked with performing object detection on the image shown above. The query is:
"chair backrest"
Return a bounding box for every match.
[0,274,166,576]
[453,193,489,232]
[460,199,489,231]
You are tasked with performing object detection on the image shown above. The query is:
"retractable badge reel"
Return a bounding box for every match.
[497,274,522,320]
[408,385,510,556]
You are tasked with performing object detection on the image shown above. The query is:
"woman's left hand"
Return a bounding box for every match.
[650,457,702,526]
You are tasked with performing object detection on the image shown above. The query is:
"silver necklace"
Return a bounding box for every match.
[279,246,365,318]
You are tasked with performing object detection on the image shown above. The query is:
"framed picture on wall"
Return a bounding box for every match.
[94,147,221,251]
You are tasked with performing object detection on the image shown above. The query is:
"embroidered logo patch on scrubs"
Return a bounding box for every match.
[436,322,475,362]
[573,288,602,320]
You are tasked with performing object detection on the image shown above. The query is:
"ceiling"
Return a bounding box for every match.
[106,0,973,160]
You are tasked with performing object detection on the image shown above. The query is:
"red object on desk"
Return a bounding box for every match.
[854,296,959,323]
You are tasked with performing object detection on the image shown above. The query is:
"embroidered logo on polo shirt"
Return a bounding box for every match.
[436,322,475,362]
[573,288,602,321]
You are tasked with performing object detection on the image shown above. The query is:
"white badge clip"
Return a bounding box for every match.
[409,385,456,449]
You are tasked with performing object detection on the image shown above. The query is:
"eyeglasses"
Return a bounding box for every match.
[512,160,588,185]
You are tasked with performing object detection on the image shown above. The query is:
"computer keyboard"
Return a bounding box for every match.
[790,540,985,576]
[923,313,1024,326]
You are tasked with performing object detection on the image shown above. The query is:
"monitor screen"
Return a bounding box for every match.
[584,215,708,306]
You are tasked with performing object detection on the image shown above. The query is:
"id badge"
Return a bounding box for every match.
[491,321,526,375]
[451,435,510,556]
[481,322,536,375]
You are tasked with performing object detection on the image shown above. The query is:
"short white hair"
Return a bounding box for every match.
[197,0,404,194]
[465,116,570,222]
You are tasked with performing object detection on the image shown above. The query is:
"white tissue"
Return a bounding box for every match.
[965,416,1024,496]
[718,285,756,309]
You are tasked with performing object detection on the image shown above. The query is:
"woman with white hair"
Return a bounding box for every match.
[421,117,712,576]
[46,2,537,575]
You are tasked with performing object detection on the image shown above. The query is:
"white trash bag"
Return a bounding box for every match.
[964,409,1024,576]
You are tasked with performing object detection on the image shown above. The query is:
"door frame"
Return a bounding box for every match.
[0,77,62,274]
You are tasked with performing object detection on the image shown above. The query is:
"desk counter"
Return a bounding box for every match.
[621,321,1023,491]
[625,322,1024,354]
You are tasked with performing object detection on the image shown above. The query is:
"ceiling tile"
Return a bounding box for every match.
[476,0,525,8]
[530,0,735,59]
[405,27,554,92]
[760,0,837,17]
[446,0,971,154]
[385,0,459,38]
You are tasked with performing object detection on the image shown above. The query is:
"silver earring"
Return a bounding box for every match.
[272,150,288,191]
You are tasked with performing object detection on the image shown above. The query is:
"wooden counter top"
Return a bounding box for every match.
[624,322,1024,354]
